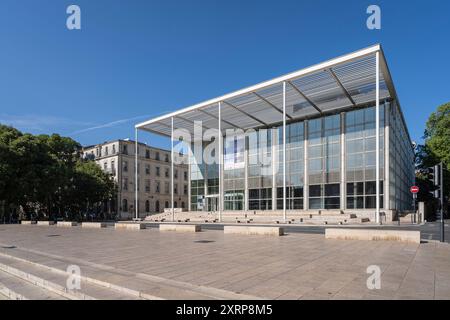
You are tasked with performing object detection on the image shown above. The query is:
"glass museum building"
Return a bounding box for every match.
[135,44,414,223]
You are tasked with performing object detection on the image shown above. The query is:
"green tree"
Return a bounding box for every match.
[416,102,450,218]
[0,124,117,223]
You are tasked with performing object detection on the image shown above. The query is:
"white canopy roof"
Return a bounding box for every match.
[136,44,401,137]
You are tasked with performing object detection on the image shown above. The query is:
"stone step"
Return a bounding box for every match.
[0,247,261,300]
[0,254,140,300]
[0,270,68,300]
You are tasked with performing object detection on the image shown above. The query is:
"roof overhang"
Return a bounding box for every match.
[136,44,399,137]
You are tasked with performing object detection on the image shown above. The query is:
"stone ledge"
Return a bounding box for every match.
[115,223,146,230]
[325,228,421,244]
[224,226,284,236]
[81,222,107,228]
[56,221,78,227]
[20,221,36,225]
[159,224,201,232]
[36,221,55,226]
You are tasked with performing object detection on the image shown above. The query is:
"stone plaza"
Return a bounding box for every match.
[0,224,450,300]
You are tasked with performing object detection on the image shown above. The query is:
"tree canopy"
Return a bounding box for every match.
[0,124,117,222]
[415,102,450,217]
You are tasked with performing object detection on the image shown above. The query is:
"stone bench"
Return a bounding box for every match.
[159,224,201,232]
[81,222,107,228]
[115,222,146,230]
[37,221,55,226]
[57,221,78,227]
[20,220,37,225]
[224,226,284,236]
[325,228,421,244]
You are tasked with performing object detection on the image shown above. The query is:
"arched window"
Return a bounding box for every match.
[181,202,185,209]
[165,201,169,208]
[155,201,160,212]
[122,199,128,212]
[145,200,150,213]
[174,201,177,208]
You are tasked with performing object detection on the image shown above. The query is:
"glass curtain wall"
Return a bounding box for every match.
[247,129,273,210]
[345,105,384,209]
[190,151,205,211]
[276,122,304,209]
[389,101,414,211]
[308,115,341,209]
[224,133,245,210]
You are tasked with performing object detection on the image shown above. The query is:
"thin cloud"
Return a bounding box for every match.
[0,114,93,133]
[70,114,155,135]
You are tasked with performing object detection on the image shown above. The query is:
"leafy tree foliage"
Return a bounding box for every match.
[416,102,450,218]
[0,124,117,223]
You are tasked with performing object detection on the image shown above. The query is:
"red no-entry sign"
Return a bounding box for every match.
[410,186,419,194]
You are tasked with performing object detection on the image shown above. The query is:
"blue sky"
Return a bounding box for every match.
[0,0,449,149]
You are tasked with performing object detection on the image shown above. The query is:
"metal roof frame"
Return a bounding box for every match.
[136,44,411,144]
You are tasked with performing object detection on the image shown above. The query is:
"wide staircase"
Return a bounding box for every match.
[145,210,372,225]
[0,246,258,300]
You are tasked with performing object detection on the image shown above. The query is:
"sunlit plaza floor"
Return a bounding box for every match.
[0,224,450,299]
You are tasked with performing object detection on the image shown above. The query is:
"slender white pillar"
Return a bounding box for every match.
[171,117,175,222]
[375,51,380,224]
[135,129,138,220]
[218,102,222,222]
[282,81,287,223]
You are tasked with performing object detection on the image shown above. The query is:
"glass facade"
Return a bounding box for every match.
[307,114,341,209]
[389,101,415,211]
[224,133,245,210]
[345,106,384,209]
[188,102,413,213]
[247,129,273,210]
[276,122,304,209]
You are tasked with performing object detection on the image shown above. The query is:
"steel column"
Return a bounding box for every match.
[282,81,287,223]
[171,117,174,222]
[375,51,381,224]
[135,129,139,220]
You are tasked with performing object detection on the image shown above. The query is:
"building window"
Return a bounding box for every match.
[112,144,116,154]
[123,161,128,172]
[103,162,107,171]
[174,201,177,208]
[174,183,178,195]
[156,167,160,176]
[145,179,150,193]
[184,171,188,181]
[307,115,341,209]
[105,146,109,156]
[184,184,188,195]
[165,168,169,178]
[111,160,116,176]
[165,201,169,208]
[155,201,160,212]
[164,182,169,194]
[123,178,128,191]
[155,181,160,193]
[145,164,150,175]
[345,106,384,209]
[248,188,272,211]
[155,152,160,161]
[276,121,304,210]
[145,149,150,159]
[247,129,272,210]
[122,199,128,212]
[145,200,150,213]
[165,154,169,162]
[181,202,185,209]
[174,169,178,179]
[123,145,128,155]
